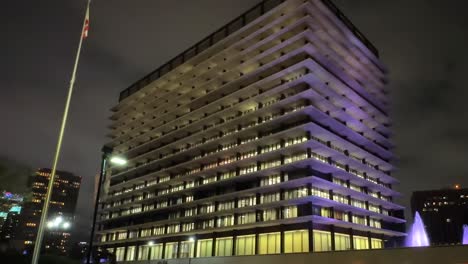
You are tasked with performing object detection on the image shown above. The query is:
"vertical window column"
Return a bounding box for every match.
[196,238,213,257]
[235,235,255,256]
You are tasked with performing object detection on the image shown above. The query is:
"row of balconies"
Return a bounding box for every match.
[104,172,395,219]
[105,141,394,221]
[98,200,396,244]
[112,30,389,158]
[99,175,403,236]
[109,83,392,189]
[113,1,386,136]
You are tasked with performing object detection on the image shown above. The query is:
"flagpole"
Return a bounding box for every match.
[31,1,91,263]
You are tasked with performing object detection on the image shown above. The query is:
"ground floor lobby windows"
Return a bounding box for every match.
[284,229,309,253]
[236,235,256,255]
[313,230,332,252]
[197,238,213,257]
[353,235,370,250]
[216,236,233,256]
[109,230,385,262]
[259,232,281,254]
[335,233,351,251]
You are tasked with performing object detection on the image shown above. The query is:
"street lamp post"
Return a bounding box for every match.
[86,146,126,264]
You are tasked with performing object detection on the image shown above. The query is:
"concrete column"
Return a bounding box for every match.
[308,221,314,252]
[330,225,336,251]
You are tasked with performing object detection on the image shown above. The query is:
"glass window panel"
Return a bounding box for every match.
[284,230,309,253]
[165,242,178,259]
[353,236,369,250]
[197,239,213,257]
[149,244,163,260]
[115,247,125,261]
[259,232,280,255]
[335,233,351,251]
[313,230,332,252]
[215,237,233,256]
[236,235,255,256]
[137,245,149,261]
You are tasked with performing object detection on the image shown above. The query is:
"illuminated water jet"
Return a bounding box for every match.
[462,225,468,245]
[407,211,430,247]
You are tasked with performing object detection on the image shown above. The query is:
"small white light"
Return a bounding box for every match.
[54,216,63,225]
[147,241,155,246]
[188,237,195,242]
[62,222,71,229]
[110,156,127,165]
[47,221,54,229]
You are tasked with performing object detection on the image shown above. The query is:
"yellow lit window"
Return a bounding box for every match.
[235,235,255,256]
[197,239,213,257]
[165,242,178,259]
[215,237,233,256]
[313,230,332,252]
[353,236,369,250]
[334,233,351,251]
[180,240,195,258]
[258,232,280,255]
[371,238,383,249]
[284,229,309,253]
[149,243,163,260]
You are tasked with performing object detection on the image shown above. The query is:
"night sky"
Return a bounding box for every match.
[2,0,468,241]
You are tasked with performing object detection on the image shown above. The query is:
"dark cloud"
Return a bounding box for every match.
[334,0,468,214]
[1,0,468,239]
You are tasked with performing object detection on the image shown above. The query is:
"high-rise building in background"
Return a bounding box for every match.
[18,168,81,255]
[411,186,468,245]
[0,190,23,239]
[95,0,405,262]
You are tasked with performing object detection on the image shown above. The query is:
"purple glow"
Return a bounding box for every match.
[406,211,430,247]
[462,225,468,245]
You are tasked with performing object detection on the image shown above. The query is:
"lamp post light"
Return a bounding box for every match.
[86,147,127,264]
[46,216,71,230]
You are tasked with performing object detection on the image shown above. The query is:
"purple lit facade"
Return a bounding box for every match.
[95,0,405,262]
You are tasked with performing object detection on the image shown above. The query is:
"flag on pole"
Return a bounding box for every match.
[82,6,90,39]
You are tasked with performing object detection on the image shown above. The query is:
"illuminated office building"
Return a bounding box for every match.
[19,168,81,254]
[96,0,405,261]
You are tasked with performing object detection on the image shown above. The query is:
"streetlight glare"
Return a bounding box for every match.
[110,156,127,165]
[62,222,71,229]
[54,216,63,225]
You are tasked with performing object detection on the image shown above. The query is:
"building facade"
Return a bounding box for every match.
[411,186,468,245]
[0,190,23,239]
[19,168,81,255]
[96,0,405,262]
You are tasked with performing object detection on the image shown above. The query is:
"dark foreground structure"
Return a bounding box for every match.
[95,0,405,262]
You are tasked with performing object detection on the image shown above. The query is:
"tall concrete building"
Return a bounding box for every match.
[96,0,405,262]
[19,168,81,255]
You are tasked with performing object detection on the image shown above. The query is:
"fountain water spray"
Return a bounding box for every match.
[407,211,430,247]
[462,225,468,245]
